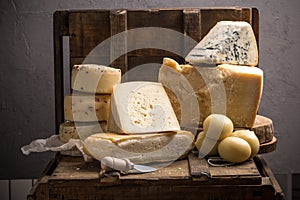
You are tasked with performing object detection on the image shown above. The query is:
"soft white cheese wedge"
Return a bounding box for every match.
[108,81,180,134]
[185,21,258,66]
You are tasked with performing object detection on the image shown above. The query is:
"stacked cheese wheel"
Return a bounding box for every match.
[59,64,121,143]
[62,65,194,164]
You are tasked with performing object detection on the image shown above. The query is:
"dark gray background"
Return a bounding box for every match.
[0,0,299,183]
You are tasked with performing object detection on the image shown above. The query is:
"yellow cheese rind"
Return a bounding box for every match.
[64,94,111,122]
[158,63,263,128]
[218,136,251,163]
[108,81,180,134]
[83,131,195,164]
[59,121,108,143]
[71,64,121,94]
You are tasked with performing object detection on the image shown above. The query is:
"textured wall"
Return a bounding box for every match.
[0,0,299,186]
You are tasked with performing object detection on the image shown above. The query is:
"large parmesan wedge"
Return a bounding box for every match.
[83,131,194,164]
[159,62,263,128]
[185,21,258,66]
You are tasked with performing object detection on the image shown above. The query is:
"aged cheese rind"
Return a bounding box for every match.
[59,121,108,143]
[64,94,111,122]
[108,81,180,134]
[158,63,263,128]
[185,21,258,66]
[83,131,194,164]
[71,64,121,94]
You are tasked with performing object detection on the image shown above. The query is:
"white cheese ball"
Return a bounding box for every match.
[232,130,260,158]
[203,114,234,140]
[218,136,251,163]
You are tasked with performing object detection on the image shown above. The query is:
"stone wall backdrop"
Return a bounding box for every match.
[0,0,299,199]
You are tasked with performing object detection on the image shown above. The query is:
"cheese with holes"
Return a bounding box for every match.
[185,21,258,66]
[64,94,111,122]
[83,131,194,164]
[71,64,121,94]
[59,121,108,143]
[158,60,263,128]
[108,81,180,134]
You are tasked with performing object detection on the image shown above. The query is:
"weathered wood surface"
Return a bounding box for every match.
[28,154,283,200]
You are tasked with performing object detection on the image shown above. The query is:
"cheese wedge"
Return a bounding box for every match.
[108,81,180,134]
[71,64,121,94]
[185,21,258,66]
[59,121,108,142]
[83,131,194,164]
[158,62,263,128]
[64,94,110,122]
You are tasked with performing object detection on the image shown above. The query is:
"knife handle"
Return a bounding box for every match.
[101,157,133,172]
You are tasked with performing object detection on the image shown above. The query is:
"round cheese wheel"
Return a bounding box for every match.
[232,130,260,158]
[203,114,234,140]
[218,136,251,163]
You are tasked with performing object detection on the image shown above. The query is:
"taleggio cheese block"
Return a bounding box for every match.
[185,21,258,66]
[71,64,121,94]
[159,60,263,128]
[83,131,194,164]
[59,121,108,143]
[108,81,180,134]
[64,94,110,122]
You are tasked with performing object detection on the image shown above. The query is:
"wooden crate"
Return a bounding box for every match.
[27,154,283,200]
[53,7,259,132]
[27,7,284,200]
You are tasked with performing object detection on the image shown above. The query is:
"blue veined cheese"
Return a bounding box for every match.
[59,121,108,143]
[64,94,111,122]
[108,81,180,134]
[185,21,258,66]
[71,64,121,94]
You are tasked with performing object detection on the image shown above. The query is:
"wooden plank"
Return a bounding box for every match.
[188,152,209,179]
[69,11,111,59]
[127,9,183,31]
[128,55,183,70]
[183,8,201,57]
[54,11,69,133]
[50,156,100,180]
[110,10,128,73]
[254,156,284,199]
[209,159,260,177]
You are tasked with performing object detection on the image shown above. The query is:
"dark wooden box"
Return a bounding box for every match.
[28,7,284,200]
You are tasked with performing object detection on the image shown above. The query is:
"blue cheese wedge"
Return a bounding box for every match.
[108,81,180,134]
[185,21,258,66]
[71,64,121,94]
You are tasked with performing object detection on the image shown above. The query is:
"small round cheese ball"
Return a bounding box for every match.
[195,131,219,156]
[218,136,251,163]
[203,114,234,141]
[232,130,260,158]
